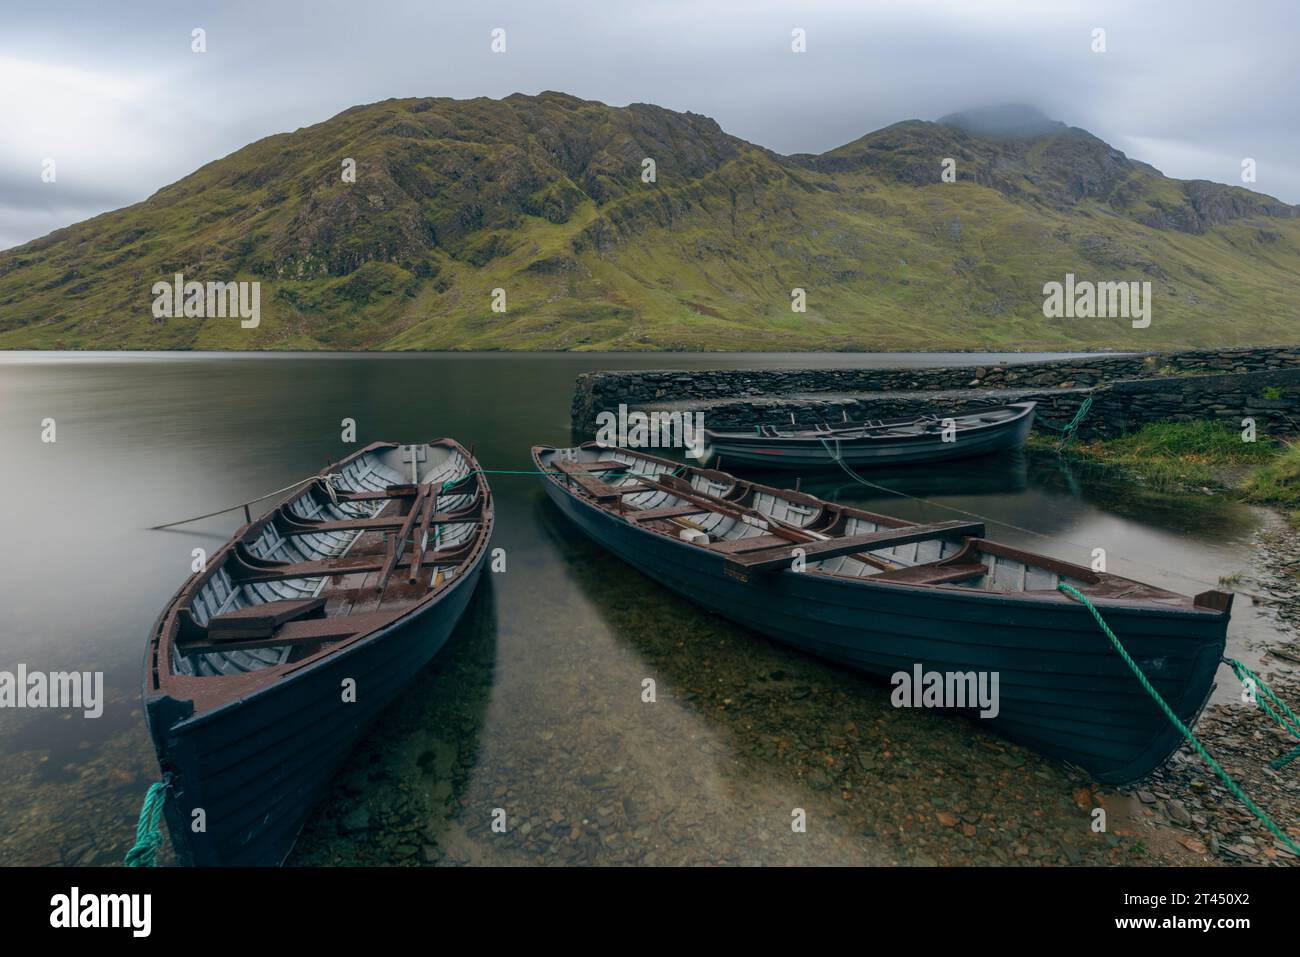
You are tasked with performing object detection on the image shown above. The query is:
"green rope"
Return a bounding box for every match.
[124,779,170,867]
[817,435,1056,541]
[1274,742,1300,771]
[1224,658,1300,769]
[1058,583,1300,856]
[1038,395,1093,451]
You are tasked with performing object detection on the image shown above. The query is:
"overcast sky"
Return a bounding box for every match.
[2,0,1297,250]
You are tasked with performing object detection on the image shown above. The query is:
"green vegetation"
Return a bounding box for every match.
[1244,441,1300,513]
[1,93,1299,351]
[1041,421,1300,520]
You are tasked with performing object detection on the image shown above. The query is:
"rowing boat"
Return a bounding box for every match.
[701,401,1036,469]
[143,440,493,866]
[533,442,1231,784]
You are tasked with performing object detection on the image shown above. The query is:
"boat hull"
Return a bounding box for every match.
[706,405,1035,469]
[145,545,489,866]
[540,473,1225,784]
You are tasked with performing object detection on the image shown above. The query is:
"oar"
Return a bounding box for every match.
[375,486,427,593]
[407,488,440,585]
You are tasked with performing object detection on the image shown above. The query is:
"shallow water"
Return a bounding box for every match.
[0,351,1280,866]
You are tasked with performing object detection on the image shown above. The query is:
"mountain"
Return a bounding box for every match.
[1,91,1297,351]
[937,104,1064,138]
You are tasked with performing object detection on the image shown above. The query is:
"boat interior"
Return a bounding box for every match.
[538,442,1229,612]
[712,402,1035,441]
[159,441,491,684]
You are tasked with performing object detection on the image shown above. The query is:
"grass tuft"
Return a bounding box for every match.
[1244,440,1300,515]
[1059,421,1276,491]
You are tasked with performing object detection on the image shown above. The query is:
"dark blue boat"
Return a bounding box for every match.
[702,401,1036,470]
[144,440,493,866]
[533,442,1231,784]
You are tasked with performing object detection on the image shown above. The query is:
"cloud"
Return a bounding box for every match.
[1,0,1296,250]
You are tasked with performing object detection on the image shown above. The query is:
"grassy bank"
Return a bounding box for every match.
[1033,421,1300,517]
[1245,442,1300,510]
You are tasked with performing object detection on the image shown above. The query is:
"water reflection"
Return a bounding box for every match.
[0,352,1282,866]
[291,579,499,866]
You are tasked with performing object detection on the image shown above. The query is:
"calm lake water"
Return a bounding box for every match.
[0,351,1282,866]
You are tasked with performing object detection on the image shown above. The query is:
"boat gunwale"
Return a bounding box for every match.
[703,401,1038,444]
[531,441,1232,621]
[145,438,495,727]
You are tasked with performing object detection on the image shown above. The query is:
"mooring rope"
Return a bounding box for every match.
[818,435,1091,542]
[124,777,170,867]
[322,472,340,506]
[150,473,342,530]
[1225,657,1300,770]
[815,435,1241,594]
[1038,395,1094,451]
[1058,583,1300,856]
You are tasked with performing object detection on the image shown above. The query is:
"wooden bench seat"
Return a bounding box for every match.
[225,546,471,583]
[724,520,984,574]
[872,561,989,586]
[323,484,419,502]
[177,610,395,655]
[706,534,793,554]
[596,483,655,500]
[626,505,708,523]
[207,597,326,639]
[277,512,474,535]
[279,514,407,533]
[552,459,655,500]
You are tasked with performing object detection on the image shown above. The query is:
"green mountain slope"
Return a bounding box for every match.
[1,93,1296,351]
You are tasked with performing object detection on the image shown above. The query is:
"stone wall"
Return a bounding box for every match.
[570,346,1300,440]
[1080,370,1300,439]
[614,371,1300,441]
[571,346,1300,429]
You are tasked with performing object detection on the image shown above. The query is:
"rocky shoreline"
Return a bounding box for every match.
[289,503,1300,868]
[570,347,1300,439]
[1118,517,1300,866]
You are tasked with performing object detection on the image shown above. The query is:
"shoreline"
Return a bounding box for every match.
[0,348,1095,358]
[1119,514,1300,865]
[1028,426,1300,865]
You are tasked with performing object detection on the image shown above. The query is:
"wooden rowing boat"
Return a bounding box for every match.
[143,440,493,866]
[701,401,1036,469]
[533,441,1231,784]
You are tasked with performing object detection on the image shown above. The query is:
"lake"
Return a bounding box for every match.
[0,351,1279,866]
